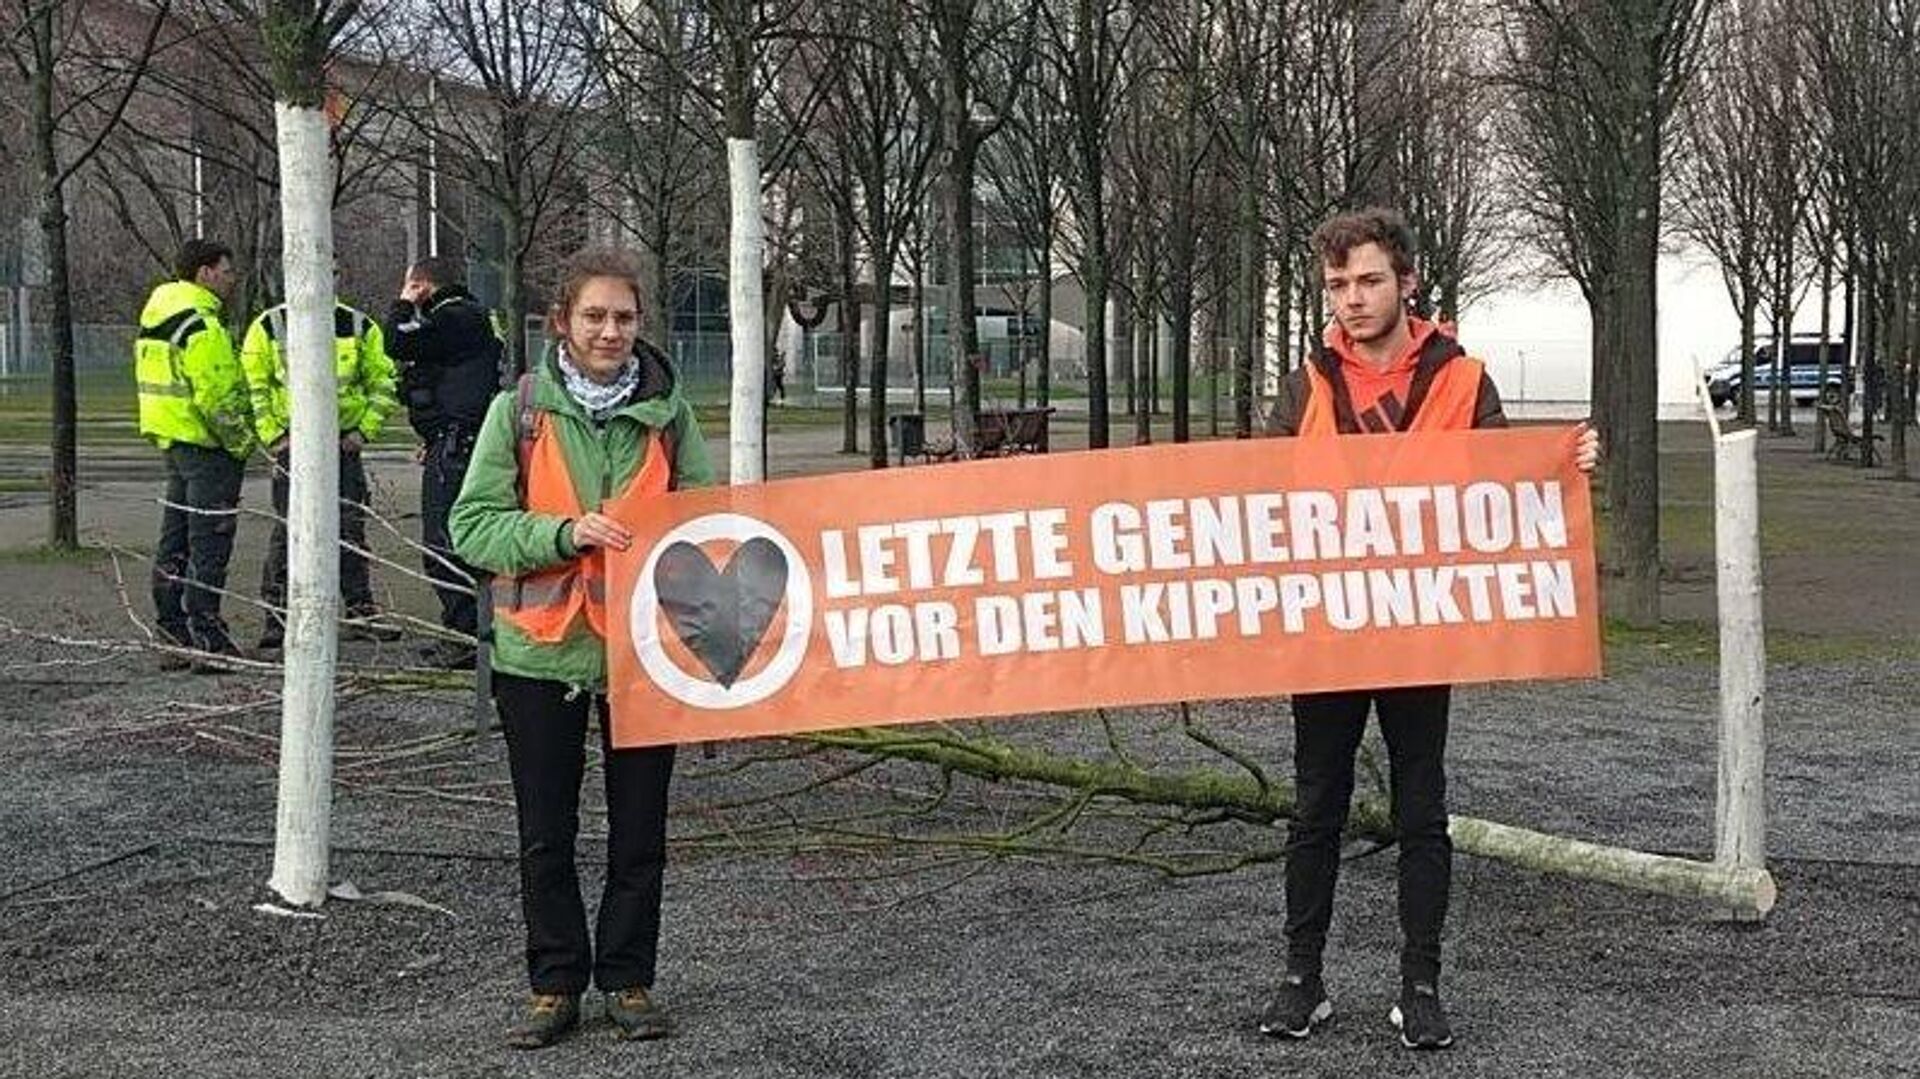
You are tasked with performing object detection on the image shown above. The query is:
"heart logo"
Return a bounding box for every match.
[652,537,790,688]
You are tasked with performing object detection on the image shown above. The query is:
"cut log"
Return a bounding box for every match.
[805,727,1779,915]
[1449,816,1777,916]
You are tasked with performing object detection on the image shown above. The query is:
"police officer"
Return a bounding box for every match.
[136,239,253,668]
[386,256,502,667]
[240,292,402,652]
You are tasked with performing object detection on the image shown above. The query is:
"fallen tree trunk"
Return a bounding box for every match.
[804,726,1778,916]
[338,669,1778,916]
[1448,816,1777,916]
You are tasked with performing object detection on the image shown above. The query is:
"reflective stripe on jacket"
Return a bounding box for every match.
[494,415,670,644]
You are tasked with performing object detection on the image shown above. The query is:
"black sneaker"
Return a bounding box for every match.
[506,993,579,1050]
[605,986,671,1041]
[1388,982,1454,1050]
[190,632,245,675]
[158,626,194,671]
[418,639,476,670]
[1258,971,1332,1038]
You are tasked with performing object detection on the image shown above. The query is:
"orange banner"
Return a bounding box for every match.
[604,427,1600,748]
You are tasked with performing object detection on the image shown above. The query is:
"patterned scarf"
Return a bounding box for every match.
[556,345,640,422]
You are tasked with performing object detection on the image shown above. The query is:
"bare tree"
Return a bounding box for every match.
[982,45,1065,410]
[587,0,725,340]
[844,0,938,466]
[1136,0,1217,442]
[1,0,173,548]
[1394,0,1508,325]
[1044,0,1132,448]
[1212,0,1287,436]
[904,0,1041,458]
[393,0,600,378]
[248,0,363,908]
[1748,0,1815,437]
[1801,155,1844,455]
[1673,4,1769,427]
[1802,0,1916,475]
[1500,0,1715,626]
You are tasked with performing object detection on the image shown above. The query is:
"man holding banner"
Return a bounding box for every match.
[1255,209,1600,1049]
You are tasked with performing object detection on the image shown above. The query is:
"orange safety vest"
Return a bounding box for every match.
[1298,351,1485,437]
[495,412,672,643]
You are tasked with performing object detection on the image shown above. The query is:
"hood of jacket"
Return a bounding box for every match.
[141,281,223,327]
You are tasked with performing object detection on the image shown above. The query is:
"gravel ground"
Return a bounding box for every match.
[0,611,1914,1079]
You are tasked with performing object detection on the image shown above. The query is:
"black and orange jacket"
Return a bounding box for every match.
[1262,317,1508,436]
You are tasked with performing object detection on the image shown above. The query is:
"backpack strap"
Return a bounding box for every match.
[663,409,682,492]
[512,372,539,504]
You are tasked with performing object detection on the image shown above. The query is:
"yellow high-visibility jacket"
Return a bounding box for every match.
[239,302,398,448]
[134,280,253,456]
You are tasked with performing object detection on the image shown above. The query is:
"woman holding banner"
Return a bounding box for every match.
[451,247,713,1049]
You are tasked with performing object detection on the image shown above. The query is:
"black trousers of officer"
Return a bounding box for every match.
[421,429,480,636]
[152,443,245,650]
[1284,685,1452,988]
[260,444,374,635]
[495,671,677,994]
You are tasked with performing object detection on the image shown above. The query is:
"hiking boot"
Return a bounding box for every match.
[190,632,245,675]
[157,626,194,671]
[605,986,671,1041]
[506,993,579,1050]
[1388,982,1454,1050]
[341,603,403,642]
[418,639,476,670]
[1258,971,1332,1038]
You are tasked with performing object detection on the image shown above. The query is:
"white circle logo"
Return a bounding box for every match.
[629,513,812,709]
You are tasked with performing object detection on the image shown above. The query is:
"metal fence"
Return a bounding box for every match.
[0,322,134,376]
[0,321,738,385]
[803,329,1094,392]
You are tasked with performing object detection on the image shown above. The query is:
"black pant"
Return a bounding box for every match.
[1284,685,1451,987]
[496,671,677,994]
[260,445,373,634]
[421,431,480,636]
[152,443,245,649]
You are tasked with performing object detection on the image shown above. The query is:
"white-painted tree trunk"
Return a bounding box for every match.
[728,137,766,484]
[1712,427,1767,920]
[267,102,340,908]
[1450,816,1777,916]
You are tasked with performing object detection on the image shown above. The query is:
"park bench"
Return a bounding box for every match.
[901,406,1058,463]
[1816,388,1881,463]
[975,406,1055,456]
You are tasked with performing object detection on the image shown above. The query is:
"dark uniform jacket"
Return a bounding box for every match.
[386,285,503,440]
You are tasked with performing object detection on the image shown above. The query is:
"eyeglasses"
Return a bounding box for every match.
[577,308,639,331]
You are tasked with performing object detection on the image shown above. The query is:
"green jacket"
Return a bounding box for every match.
[134,281,254,456]
[239,302,399,447]
[450,344,714,690]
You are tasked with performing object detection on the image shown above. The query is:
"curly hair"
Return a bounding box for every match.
[1310,208,1417,279]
